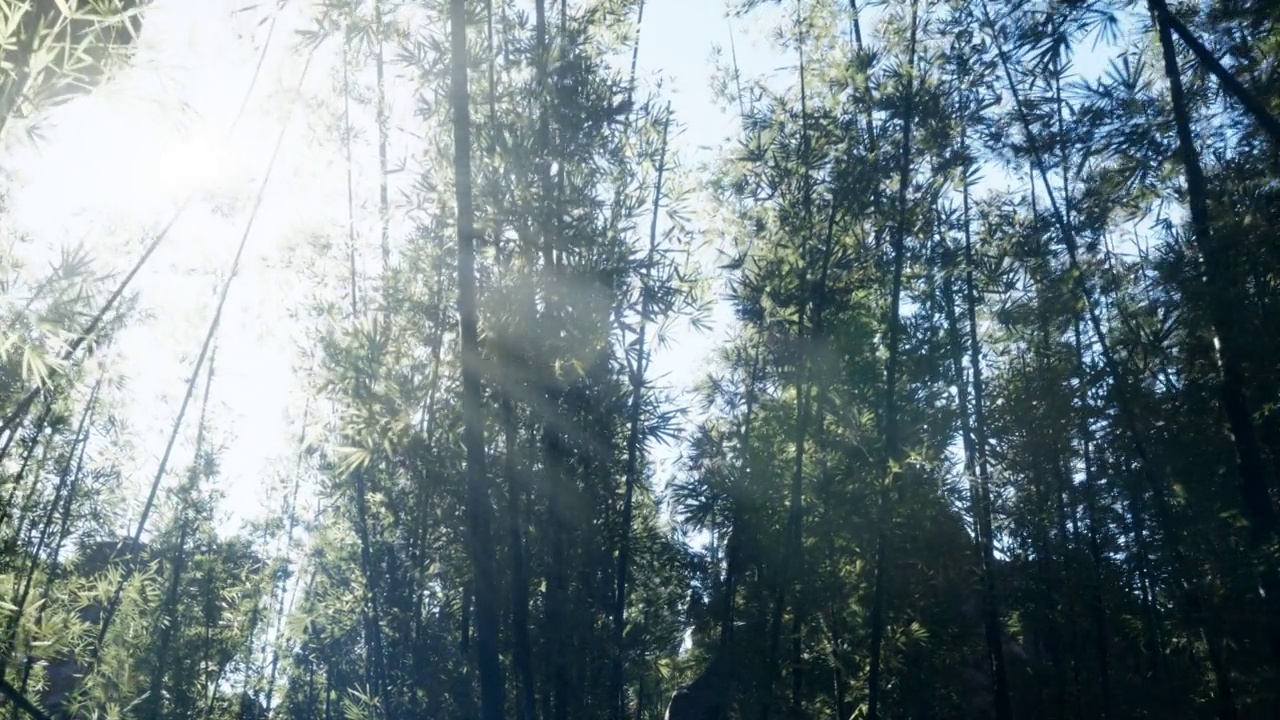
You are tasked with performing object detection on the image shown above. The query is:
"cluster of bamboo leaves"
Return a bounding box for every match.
[1,0,143,139]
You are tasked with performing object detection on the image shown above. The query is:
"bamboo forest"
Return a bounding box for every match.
[4,0,1280,718]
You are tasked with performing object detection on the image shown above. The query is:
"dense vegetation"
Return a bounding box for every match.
[2,0,1280,719]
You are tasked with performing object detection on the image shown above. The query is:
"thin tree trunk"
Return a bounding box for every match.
[723,343,761,657]
[263,402,312,715]
[786,26,814,712]
[342,18,360,316]
[830,611,847,720]
[611,108,671,720]
[450,0,504,714]
[373,0,390,269]
[867,2,918,717]
[1070,320,1113,720]
[531,0,570,717]
[503,395,537,720]
[962,144,1015,720]
[487,4,534,705]
[146,351,219,720]
[324,667,333,720]
[351,464,392,717]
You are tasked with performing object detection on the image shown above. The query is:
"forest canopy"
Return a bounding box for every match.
[1,0,1279,719]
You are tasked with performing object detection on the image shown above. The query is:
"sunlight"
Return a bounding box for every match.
[134,125,243,201]
[6,105,248,237]
[0,1,330,534]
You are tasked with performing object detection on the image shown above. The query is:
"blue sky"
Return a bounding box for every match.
[624,0,784,481]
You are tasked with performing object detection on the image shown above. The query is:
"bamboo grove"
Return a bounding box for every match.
[1,0,1280,719]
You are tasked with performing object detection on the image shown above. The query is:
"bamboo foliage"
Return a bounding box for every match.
[2,1,1280,720]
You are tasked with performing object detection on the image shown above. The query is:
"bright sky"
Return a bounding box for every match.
[6,0,380,534]
[0,0,789,538]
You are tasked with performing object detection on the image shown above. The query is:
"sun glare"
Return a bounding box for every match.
[8,107,247,238]
[0,1,322,533]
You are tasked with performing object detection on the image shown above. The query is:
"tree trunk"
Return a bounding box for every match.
[503,397,537,720]
[867,2,918,718]
[373,0,390,269]
[450,0,504,715]
[1071,319,1112,720]
[611,108,671,720]
[352,466,392,716]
